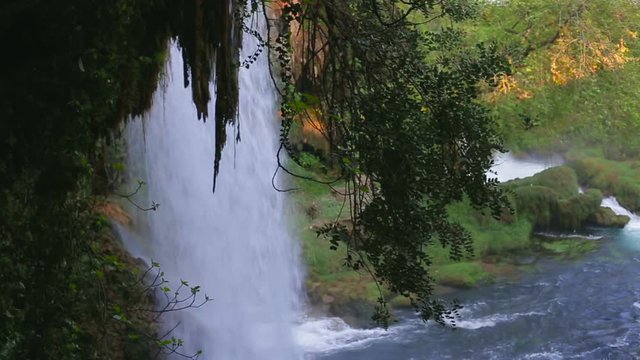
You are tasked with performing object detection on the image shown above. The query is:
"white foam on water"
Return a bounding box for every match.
[601,197,640,231]
[295,317,404,354]
[536,232,603,240]
[455,311,545,330]
[521,351,564,360]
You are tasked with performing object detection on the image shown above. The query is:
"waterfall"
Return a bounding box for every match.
[123,13,303,359]
[601,197,640,230]
[491,152,563,182]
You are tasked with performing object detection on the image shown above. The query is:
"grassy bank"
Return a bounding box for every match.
[289,158,606,323]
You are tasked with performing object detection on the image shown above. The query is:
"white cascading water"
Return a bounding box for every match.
[491,152,563,182]
[601,196,640,230]
[123,13,304,359]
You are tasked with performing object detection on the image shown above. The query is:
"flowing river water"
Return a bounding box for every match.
[306,157,640,360]
[119,9,640,359]
[310,225,640,360]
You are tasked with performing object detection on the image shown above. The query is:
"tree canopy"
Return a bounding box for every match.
[261,0,511,325]
[1,0,513,357]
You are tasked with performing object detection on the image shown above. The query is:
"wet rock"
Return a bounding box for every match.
[322,294,335,304]
[587,207,630,228]
[96,201,132,227]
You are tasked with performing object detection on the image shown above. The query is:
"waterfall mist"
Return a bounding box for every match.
[124,13,304,359]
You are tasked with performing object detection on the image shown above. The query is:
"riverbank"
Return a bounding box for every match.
[289,154,630,326]
[307,223,640,359]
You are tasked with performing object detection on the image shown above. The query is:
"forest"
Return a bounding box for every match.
[2,0,640,359]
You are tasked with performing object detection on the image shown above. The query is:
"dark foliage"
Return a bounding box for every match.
[0,0,237,358]
[268,0,511,326]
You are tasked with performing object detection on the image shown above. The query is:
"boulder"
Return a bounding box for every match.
[587,207,630,228]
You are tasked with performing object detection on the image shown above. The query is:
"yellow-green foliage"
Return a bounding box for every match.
[466,0,640,157]
[494,62,640,157]
[571,156,640,211]
[507,166,578,198]
[556,189,603,230]
[538,238,600,259]
[588,207,630,228]
[432,262,491,288]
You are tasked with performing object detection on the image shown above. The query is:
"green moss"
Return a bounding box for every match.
[571,157,640,211]
[432,262,491,287]
[445,200,533,262]
[555,189,603,231]
[506,166,578,197]
[587,207,630,228]
[511,185,558,228]
[503,167,603,231]
[538,238,600,259]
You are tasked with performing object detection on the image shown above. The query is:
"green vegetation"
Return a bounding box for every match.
[286,0,640,327]
[278,0,513,325]
[469,0,640,163]
[4,0,640,351]
[588,207,630,228]
[291,153,609,321]
[432,262,491,288]
[493,62,640,157]
[280,0,640,325]
[506,166,579,198]
[502,167,603,231]
[446,201,532,258]
[571,156,640,211]
[536,237,601,259]
[0,0,237,358]
[289,160,381,322]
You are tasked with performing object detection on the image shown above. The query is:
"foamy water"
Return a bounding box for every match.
[490,152,563,182]
[455,311,545,330]
[295,317,402,354]
[601,196,640,231]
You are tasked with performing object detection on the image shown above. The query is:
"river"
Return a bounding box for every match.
[305,227,640,359]
[301,157,640,359]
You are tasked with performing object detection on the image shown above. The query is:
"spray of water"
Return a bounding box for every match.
[601,197,640,230]
[124,12,304,359]
[490,152,563,183]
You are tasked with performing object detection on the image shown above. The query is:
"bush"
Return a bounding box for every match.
[587,207,630,228]
[555,189,603,231]
[512,185,559,228]
[506,167,603,231]
[571,157,640,211]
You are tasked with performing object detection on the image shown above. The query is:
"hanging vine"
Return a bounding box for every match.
[233,0,512,327]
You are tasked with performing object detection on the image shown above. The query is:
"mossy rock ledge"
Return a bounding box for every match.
[505,166,605,231]
[587,207,630,228]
